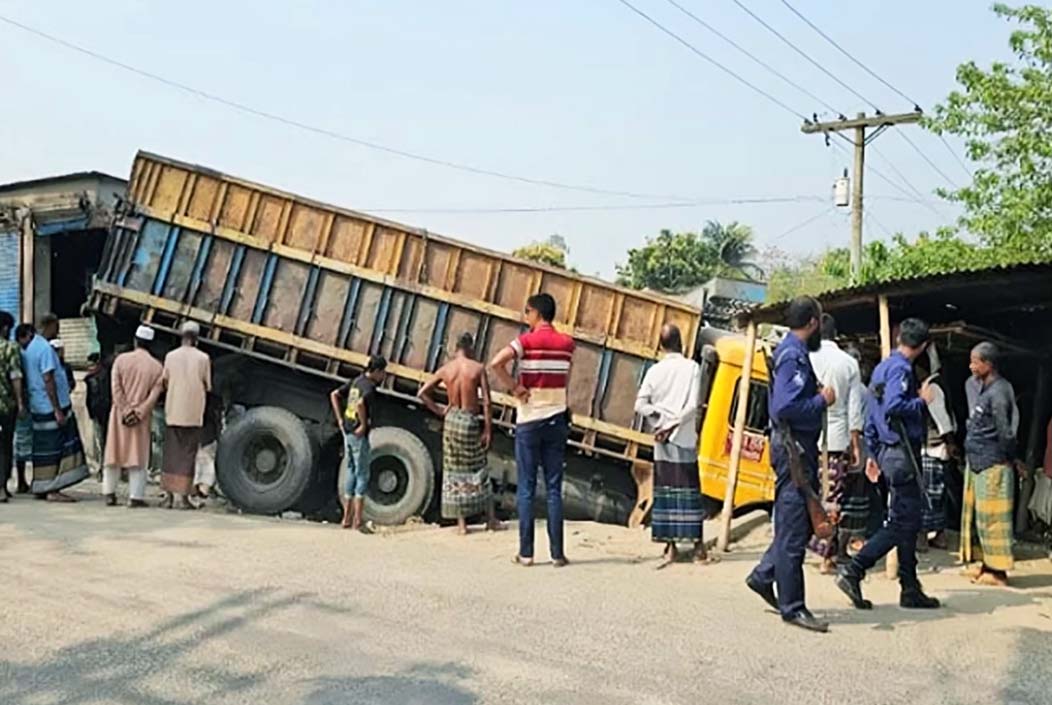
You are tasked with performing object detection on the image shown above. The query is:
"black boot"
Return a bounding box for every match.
[900,584,940,609]
[783,608,829,633]
[835,567,873,610]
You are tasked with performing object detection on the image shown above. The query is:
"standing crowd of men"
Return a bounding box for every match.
[742,296,1030,633]
[0,314,214,509]
[0,293,1038,605]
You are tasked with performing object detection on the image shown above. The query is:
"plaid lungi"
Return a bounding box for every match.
[441,408,491,519]
[14,414,33,463]
[921,454,948,532]
[29,408,89,495]
[808,452,868,559]
[651,442,703,542]
[961,463,1014,572]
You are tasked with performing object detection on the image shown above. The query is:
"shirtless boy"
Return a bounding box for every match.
[419,332,500,535]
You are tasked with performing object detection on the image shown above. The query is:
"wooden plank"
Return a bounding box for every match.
[717,320,757,552]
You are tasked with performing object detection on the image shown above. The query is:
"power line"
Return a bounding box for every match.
[772,207,835,241]
[366,195,825,214]
[868,145,931,202]
[779,0,919,108]
[829,139,936,213]
[0,14,692,203]
[898,131,959,189]
[865,210,894,238]
[662,0,842,116]
[729,0,879,110]
[614,0,806,120]
[937,134,973,179]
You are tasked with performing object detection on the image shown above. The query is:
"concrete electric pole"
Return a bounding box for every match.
[802,111,921,280]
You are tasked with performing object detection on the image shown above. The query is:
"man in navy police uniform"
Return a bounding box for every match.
[836,317,941,610]
[746,296,836,633]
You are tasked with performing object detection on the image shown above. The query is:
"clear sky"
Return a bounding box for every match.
[1,1,1007,278]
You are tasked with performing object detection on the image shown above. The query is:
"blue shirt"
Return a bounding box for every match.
[864,351,925,457]
[21,335,71,415]
[769,333,826,436]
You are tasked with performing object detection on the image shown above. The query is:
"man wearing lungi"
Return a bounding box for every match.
[916,345,957,552]
[836,318,941,611]
[0,311,25,501]
[745,297,835,633]
[807,313,865,573]
[161,322,212,510]
[419,332,499,535]
[103,326,163,508]
[15,321,89,501]
[635,323,705,567]
[960,342,1019,587]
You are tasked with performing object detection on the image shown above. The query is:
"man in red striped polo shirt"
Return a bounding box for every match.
[489,293,574,567]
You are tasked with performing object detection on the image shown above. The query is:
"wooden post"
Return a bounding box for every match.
[717,319,757,552]
[877,294,899,579]
[821,413,831,500]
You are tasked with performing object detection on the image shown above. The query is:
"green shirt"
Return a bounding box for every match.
[0,339,23,417]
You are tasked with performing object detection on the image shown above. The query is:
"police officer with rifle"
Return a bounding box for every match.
[746,297,836,633]
[836,317,942,610]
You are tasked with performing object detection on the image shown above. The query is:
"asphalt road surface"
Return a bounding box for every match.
[1,487,1050,705]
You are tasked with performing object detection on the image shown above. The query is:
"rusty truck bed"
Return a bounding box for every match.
[91,151,702,466]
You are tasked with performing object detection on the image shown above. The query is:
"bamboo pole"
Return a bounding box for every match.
[717,319,757,552]
[877,295,899,580]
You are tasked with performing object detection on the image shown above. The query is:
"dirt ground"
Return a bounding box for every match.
[1,478,1050,705]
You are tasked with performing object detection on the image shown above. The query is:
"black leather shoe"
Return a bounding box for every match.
[746,575,778,611]
[783,609,829,633]
[900,586,941,609]
[103,493,118,507]
[835,571,873,610]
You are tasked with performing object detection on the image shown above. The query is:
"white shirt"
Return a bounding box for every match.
[809,340,863,453]
[634,353,702,449]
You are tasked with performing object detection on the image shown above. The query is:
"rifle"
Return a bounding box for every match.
[762,344,834,540]
[777,420,835,540]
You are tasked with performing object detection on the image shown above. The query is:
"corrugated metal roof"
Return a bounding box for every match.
[740,260,1052,326]
[0,171,126,195]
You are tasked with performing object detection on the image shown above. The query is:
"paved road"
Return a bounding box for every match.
[1,488,1050,705]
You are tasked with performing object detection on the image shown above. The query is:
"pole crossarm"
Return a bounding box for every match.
[801,110,922,134]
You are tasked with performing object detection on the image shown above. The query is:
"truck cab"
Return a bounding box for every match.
[695,330,773,513]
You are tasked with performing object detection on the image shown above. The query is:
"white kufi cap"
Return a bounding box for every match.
[135,325,155,342]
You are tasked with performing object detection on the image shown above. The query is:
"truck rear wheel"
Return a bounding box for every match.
[217,406,314,515]
[339,426,434,525]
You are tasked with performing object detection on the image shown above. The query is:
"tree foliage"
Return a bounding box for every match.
[513,234,569,269]
[616,221,760,292]
[925,3,1052,259]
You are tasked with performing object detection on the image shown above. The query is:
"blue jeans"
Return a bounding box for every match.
[515,414,568,560]
[344,432,371,499]
[749,430,817,618]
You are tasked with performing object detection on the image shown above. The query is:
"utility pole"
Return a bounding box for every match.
[802,111,921,281]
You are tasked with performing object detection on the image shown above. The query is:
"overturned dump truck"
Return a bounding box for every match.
[90,152,703,526]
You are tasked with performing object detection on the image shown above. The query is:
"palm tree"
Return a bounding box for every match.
[701,220,764,280]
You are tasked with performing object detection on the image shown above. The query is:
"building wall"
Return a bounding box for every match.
[33,236,51,321]
[0,231,19,319]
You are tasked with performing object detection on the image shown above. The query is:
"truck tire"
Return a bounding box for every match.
[339,426,434,525]
[217,406,314,515]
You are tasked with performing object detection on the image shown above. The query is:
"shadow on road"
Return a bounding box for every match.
[0,588,476,705]
[304,663,477,705]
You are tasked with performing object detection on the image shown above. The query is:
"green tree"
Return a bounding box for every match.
[513,234,569,268]
[925,3,1052,259]
[615,229,719,292]
[702,220,763,280]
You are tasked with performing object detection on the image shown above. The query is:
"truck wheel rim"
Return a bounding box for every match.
[245,437,288,486]
[369,455,409,506]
